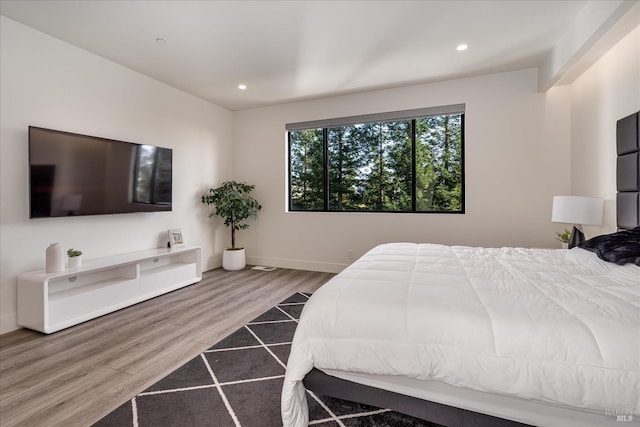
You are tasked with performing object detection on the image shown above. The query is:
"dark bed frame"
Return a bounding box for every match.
[302,111,640,426]
[303,369,530,427]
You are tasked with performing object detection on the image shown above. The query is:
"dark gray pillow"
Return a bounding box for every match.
[578,227,640,265]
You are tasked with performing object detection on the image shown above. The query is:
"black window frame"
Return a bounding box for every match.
[287,105,465,214]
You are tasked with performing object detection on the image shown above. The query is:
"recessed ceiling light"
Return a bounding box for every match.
[238,84,247,90]
[155,38,167,45]
[456,43,468,51]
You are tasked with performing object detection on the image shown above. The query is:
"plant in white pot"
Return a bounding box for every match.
[555,228,572,249]
[201,181,261,271]
[67,248,83,269]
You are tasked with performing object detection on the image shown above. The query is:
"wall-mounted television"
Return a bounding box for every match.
[29,126,172,218]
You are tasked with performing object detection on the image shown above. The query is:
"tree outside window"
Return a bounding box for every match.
[288,110,464,213]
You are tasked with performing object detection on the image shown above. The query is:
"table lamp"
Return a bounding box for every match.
[551,196,604,248]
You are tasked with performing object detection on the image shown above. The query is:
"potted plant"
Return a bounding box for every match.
[555,229,571,249]
[67,248,83,269]
[201,181,261,271]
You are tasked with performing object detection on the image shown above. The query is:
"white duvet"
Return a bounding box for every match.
[281,243,640,426]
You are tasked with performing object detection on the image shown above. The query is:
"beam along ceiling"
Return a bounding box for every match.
[0,1,633,110]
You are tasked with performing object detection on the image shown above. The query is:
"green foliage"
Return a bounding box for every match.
[416,115,463,211]
[201,181,261,249]
[289,129,324,210]
[555,228,572,243]
[289,113,463,212]
[67,248,82,257]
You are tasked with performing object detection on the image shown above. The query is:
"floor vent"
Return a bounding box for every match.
[251,265,277,271]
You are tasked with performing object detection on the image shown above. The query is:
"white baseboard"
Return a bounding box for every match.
[246,256,347,274]
[0,312,19,335]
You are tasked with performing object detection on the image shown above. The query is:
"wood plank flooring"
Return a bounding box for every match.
[0,267,334,427]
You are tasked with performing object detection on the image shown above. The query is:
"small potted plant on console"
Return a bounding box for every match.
[555,229,571,249]
[67,248,83,269]
[201,181,261,271]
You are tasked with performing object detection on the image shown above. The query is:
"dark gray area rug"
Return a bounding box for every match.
[93,292,438,426]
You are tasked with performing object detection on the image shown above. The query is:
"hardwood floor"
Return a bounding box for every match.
[0,267,334,427]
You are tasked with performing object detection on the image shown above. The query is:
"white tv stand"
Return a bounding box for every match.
[17,246,202,334]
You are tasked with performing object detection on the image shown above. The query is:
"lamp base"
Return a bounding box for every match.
[568,225,585,249]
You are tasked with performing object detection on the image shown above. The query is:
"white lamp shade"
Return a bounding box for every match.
[551,196,604,226]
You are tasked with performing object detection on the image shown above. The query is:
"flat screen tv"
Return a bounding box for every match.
[29,126,172,218]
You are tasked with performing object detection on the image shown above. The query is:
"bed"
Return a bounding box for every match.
[281,111,640,427]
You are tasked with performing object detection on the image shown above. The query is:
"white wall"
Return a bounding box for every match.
[569,25,640,235]
[4,16,632,336]
[233,69,572,272]
[0,17,233,334]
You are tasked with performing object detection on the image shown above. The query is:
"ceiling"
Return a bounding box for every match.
[0,0,608,110]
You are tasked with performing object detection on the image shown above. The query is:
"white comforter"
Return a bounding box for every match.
[281,243,640,426]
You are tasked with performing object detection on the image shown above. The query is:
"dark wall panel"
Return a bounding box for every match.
[617,111,640,229]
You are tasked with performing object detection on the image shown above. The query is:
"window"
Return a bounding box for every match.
[288,105,464,213]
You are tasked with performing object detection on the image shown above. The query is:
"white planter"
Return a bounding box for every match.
[562,243,569,249]
[68,256,82,269]
[222,248,246,271]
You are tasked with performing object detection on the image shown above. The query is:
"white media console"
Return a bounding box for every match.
[17,246,202,334]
